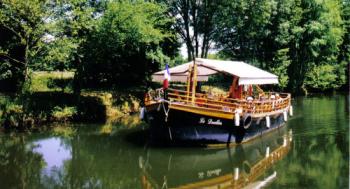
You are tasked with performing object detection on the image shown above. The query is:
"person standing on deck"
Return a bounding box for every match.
[229,76,242,99]
[163,64,171,99]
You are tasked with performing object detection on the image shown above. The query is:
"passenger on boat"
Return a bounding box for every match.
[229,77,243,99]
[163,76,169,99]
[196,82,202,93]
[196,93,206,107]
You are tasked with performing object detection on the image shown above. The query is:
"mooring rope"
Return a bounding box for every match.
[161,99,171,122]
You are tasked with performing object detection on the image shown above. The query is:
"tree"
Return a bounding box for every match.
[0,0,52,91]
[270,48,291,89]
[213,0,345,94]
[161,0,219,61]
[288,0,344,93]
[213,0,274,65]
[337,0,350,90]
[78,0,176,89]
[31,0,105,71]
[266,0,302,90]
[198,0,219,58]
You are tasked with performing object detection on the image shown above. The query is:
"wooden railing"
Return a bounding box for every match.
[145,88,291,115]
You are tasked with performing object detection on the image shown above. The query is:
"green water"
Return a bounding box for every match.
[0,94,348,189]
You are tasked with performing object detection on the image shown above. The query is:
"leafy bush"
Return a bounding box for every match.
[1,104,24,129]
[305,64,338,91]
[51,106,77,122]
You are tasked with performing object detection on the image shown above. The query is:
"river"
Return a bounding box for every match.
[0,94,348,189]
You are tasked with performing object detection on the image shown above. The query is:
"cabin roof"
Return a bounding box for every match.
[152,58,279,85]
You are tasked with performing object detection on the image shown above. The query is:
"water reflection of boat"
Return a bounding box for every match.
[142,58,293,144]
[139,127,292,189]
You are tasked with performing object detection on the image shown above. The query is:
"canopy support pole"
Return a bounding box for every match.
[191,62,198,104]
[186,64,193,102]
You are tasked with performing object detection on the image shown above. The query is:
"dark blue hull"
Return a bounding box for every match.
[145,106,286,145]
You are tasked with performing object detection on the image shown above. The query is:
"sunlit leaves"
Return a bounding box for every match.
[0,0,51,91]
[271,48,291,89]
[213,0,346,93]
[305,64,338,90]
[79,0,175,88]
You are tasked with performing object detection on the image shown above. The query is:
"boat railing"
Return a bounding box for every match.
[145,88,291,115]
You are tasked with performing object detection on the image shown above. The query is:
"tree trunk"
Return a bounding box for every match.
[192,1,198,58]
[201,35,207,58]
[24,43,29,81]
[205,41,210,58]
[73,56,82,96]
[183,0,193,61]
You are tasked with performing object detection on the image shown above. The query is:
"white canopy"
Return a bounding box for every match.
[152,58,279,85]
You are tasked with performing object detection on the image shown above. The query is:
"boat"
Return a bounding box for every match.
[139,127,293,188]
[141,58,293,145]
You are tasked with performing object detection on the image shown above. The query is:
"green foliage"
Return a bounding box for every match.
[79,0,176,89]
[31,37,78,71]
[51,106,77,122]
[305,64,342,91]
[168,55,187,68]
[0,103,24,129]
[0,0,102,92]
[161,0,220,60]
[214,0,274,61]
[270,48,291,89]
[287,0,344,93]
[213,0,346,93]
[0,59,24,91]
[31,0,103,72]
[0,0,348,94]
[78,92,111,121]
[0,0,51,90]
[338,0,350,90]
[0,0,51,91]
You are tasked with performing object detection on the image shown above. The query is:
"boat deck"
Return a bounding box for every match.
[145,88,291,119]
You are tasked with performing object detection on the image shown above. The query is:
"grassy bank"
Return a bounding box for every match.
[29,71,75,92]
[0,71,142,130]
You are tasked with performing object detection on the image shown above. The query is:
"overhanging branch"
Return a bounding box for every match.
[0,21,23,40]
[0,53,25,65]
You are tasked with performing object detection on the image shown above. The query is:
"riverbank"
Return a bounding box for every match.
[0,71,142,130]
[0,91,141,130]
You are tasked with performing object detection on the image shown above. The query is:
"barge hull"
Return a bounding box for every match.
[146,105,286,145]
